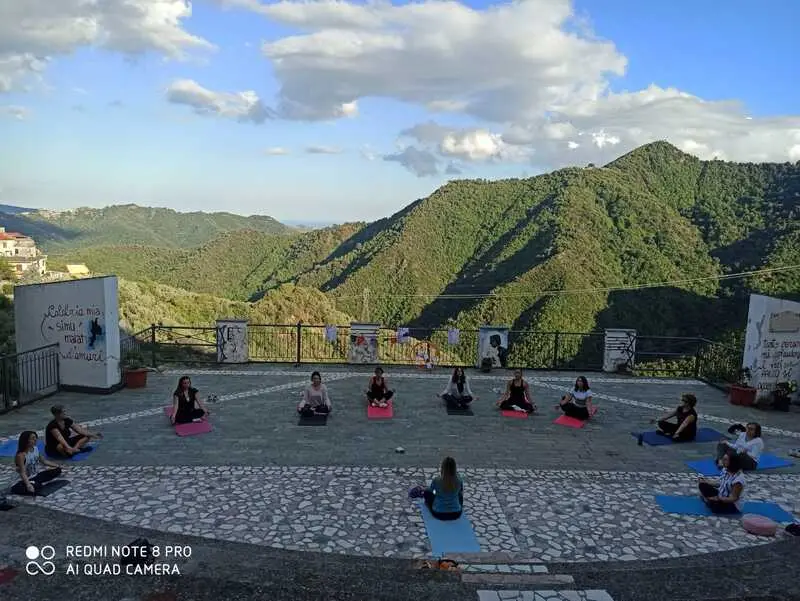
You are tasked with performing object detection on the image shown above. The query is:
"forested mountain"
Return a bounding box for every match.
[13,142,800,347]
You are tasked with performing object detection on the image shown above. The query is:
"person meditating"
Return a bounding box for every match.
[11,431,64,496]
[366,367,394,408]
[497,369,536,413]
[651,393,698,441]
[558,376,594,420]
[298,371,332,416]
[440,367,476,410]
[45,405,102,458]
[424,456,464,521]
[716,422,763,471]
[698,451,745,514]
[171,376,210,425]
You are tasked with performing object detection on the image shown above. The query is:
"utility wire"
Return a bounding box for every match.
[333,264,800,301]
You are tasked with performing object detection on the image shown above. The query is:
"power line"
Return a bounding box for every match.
[334,264,800,301]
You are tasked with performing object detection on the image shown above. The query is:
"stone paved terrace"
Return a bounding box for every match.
[1,365,800,600]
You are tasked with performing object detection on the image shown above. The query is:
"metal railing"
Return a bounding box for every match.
[0,344,60,414]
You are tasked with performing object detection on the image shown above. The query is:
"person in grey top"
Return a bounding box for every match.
[298,371,332,416]
[558,376,594,421]
[440,367,476,410]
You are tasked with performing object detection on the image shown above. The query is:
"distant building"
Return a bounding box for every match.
[0,227,47,277]
[66,264,91,277]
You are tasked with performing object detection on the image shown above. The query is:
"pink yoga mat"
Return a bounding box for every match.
[163,406,213,437]
[553,406,597,429]
[501,410,528,419]
[367,400,393,419]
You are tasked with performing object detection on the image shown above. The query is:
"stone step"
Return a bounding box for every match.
[463,574,575,586]
[463,564,549,574]
[447,552,545,564]
[477,590,613,601]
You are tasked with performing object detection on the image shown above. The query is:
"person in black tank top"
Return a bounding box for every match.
[496,369,536,413]
[652,393,698,441]
[45,405,102,458]
[365,367,394,407]
[171,376,210,425]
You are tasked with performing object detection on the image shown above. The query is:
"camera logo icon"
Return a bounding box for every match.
[25,545,56,576]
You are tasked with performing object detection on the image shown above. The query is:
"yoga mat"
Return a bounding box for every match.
[501,410,528,419]
[554,406,598,428]
[45,443,99,462]
[419,502,480,557]
[446,407,474,416]
[367,400,393,419]
[633,427,725,446]
[163,406,213,437]
[298,414,328,426]
[687,454,794,477]
[13,479,71,498]
[0,439,44,457]
[655,495,795,523]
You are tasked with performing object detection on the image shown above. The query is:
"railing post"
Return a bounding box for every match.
[295,321,302,366]
[552,332,560,369]
[1,356,8,412]
[55,348,61,391]
[693,339,702,378]
[150,324,157,368]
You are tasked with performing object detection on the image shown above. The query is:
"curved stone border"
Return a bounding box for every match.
[3,465,797,562]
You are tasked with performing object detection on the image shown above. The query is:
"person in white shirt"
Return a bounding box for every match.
[298,371,332,416]
[716,422,763,470]
[558,376,594,420]
[699,452,745,514]
[439,367,476,410]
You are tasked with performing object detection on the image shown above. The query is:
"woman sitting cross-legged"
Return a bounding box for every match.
[558,375,594,420]
[698,451,745,514]
[440,367,476,410]
[651,393,698,441]
[424,456,464,521]
[716,422,763,471]
[171,376,210,425]
[298,371,332,416]
[11,431,64,496]
[496,369,536,413]
[366,367,394,407]
[45,405,102,458]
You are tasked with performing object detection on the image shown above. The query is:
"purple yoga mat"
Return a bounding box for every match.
[163,406,213,437]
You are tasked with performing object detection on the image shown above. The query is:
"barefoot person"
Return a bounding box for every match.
[440,367,476,410]
[171,376,210,425]
[497,369,536,413]
[45,405,102,458]
[11,431,64,496]
[716,422,763,471]
[698,451,745,514]
[423,456,464,521]
[558,376,594,420]
[298,371,332,416]
[366,367,394,407]
[651,393,698,441]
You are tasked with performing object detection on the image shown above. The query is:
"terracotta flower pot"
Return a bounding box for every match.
[730,385,756,406]
[124,368,148,389]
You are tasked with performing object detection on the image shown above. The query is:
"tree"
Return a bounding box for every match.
[0,257,14,281]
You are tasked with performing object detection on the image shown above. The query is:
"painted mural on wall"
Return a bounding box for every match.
[39,303,106,363]
[348,322,379,364]
[743,294,800,396]
[476,326,509,368]
[216,320,248,363]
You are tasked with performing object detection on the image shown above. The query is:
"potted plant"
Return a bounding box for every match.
[729,367,756,406]
[121,349,148,389]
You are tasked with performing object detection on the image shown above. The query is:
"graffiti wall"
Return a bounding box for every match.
[476,326,509,368]
[742,294,800,396]
[15,276,121,390]
[348,322,379,364]
[216,319,249,363]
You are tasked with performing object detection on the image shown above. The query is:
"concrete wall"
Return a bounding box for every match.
[743,293,800,396]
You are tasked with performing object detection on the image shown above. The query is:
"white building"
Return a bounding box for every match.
[0,227,47,277]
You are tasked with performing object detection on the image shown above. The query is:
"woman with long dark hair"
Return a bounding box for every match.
[716,422,763,470]
[298,371,332,416]
[496,369,536,413]
[423,456,464,521]
[170,376,210,425]
[366,367,394,408]
[699,451,745,514]
[651,393,698,441]
[440,367,475,410]
[11,431,63,496]
[558,376,594,420]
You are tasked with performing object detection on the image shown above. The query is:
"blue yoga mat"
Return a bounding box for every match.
[633,427,725,446]
[46,443,99,462]
[0,439,43,457]
[687,454,794,476]
[418,502,480,557]
[656,495,795,523]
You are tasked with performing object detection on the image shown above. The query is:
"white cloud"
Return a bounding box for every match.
[0,105,30,120]
[264,147,289,155]
[383,146,440,177]
[166,79,272,123]
[0,0,213,93]
[305,145,342,154]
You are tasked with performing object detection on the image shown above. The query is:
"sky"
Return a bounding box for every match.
[0,0,798,224]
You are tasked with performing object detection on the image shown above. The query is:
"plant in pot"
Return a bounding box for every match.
[729,367,756,406]
[121,349,148,389]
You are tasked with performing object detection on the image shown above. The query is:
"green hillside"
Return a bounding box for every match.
[0,204,293,251]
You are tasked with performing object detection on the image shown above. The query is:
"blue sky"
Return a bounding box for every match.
[0,0,798,223]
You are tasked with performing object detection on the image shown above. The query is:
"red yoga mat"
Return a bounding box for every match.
[501,409,528,419]
[163,406,213,436]
[367,399,394,419]
[553,405,597,428]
